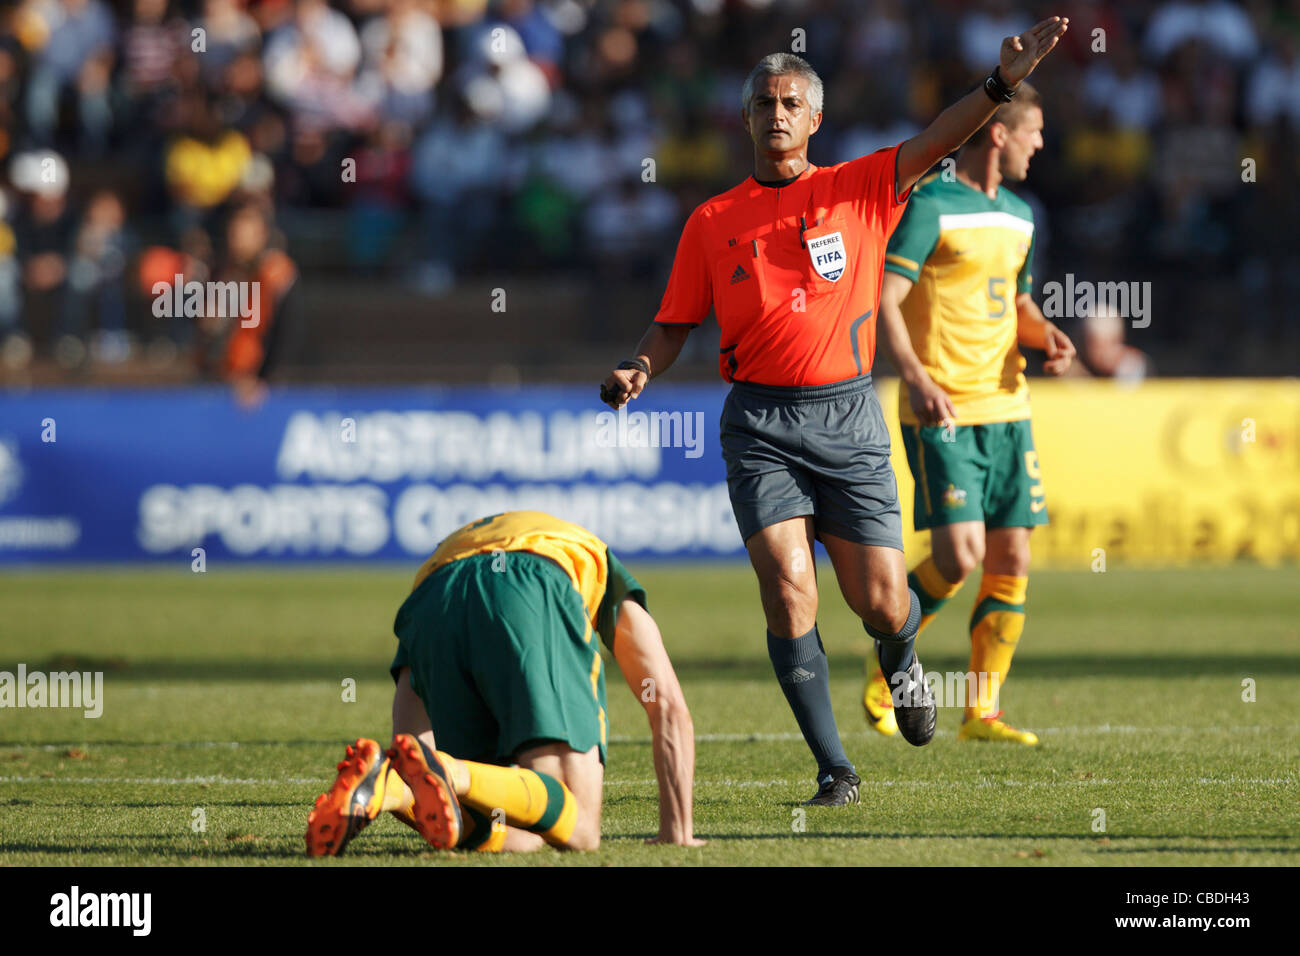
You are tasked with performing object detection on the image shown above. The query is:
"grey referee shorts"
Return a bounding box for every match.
[719,373,904,550]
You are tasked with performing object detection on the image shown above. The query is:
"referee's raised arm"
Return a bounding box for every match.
[895,16,1068,196]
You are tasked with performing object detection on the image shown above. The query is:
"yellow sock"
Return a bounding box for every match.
[966,573,1028,720]
[454,807,510,852]
[453,755,578,847]
[911,555,963,636]
[473,821,509,853]
[378,760,416,821]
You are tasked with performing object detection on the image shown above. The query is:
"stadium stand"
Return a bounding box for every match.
[0,0,1294,386]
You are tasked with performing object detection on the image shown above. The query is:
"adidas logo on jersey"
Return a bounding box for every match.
[730,265,751,284]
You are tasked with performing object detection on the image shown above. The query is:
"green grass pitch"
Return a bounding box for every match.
[1,564,1296,866]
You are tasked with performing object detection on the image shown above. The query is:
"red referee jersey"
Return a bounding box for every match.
[653,144,910,386]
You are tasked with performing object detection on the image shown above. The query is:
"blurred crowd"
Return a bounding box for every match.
[0,0,1294,381]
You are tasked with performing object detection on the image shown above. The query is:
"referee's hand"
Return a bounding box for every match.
[600,368,647,409]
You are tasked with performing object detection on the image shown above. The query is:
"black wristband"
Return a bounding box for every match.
[983,65,1018,104]
[617,358,650,376]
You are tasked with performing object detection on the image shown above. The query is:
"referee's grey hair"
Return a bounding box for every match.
[741,53,824,116]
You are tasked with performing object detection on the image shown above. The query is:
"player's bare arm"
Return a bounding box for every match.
[601,322,691,410]
[896,16,1068,196]
[612,598,704,846]
[877,271,957,426]
[1016,292,1075,375]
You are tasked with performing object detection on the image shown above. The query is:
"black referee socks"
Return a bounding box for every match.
[767,625,854,779]
[864,588,923,677]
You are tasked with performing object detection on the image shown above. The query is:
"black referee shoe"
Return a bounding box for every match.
[805,767,861,806]
[883,649,937,746]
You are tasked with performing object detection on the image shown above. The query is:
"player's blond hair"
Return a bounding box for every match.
[741,53,824,116]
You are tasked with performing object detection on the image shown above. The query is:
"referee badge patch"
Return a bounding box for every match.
[807,231,847,282]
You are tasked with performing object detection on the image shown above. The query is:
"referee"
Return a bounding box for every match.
[602,18,1068,805]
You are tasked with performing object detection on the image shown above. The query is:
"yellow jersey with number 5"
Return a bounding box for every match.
[884,173,1035,426]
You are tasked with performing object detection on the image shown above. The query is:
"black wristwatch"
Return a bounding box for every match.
[983,65,1018,104]
[600,358,651,404]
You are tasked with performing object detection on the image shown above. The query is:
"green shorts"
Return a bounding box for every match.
[900,418,1049,530]
[389,551,607,765]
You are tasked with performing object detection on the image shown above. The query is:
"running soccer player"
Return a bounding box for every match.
[862,82,1076,746]
[602,19,1069,804]
[305,511,701,855]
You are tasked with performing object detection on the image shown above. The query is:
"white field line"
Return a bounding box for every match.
[620,725,1295,743]
[0,776,1294,787]
[0,775,327,785]
[3,725,1294,753]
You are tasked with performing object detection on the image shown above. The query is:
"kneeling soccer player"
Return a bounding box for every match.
[305,510,702,855]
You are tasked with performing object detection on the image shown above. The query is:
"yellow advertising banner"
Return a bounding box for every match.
[880,378,1300,567]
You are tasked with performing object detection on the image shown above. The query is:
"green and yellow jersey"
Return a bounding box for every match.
[411,511,646,651]
[884,173,1036,426]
